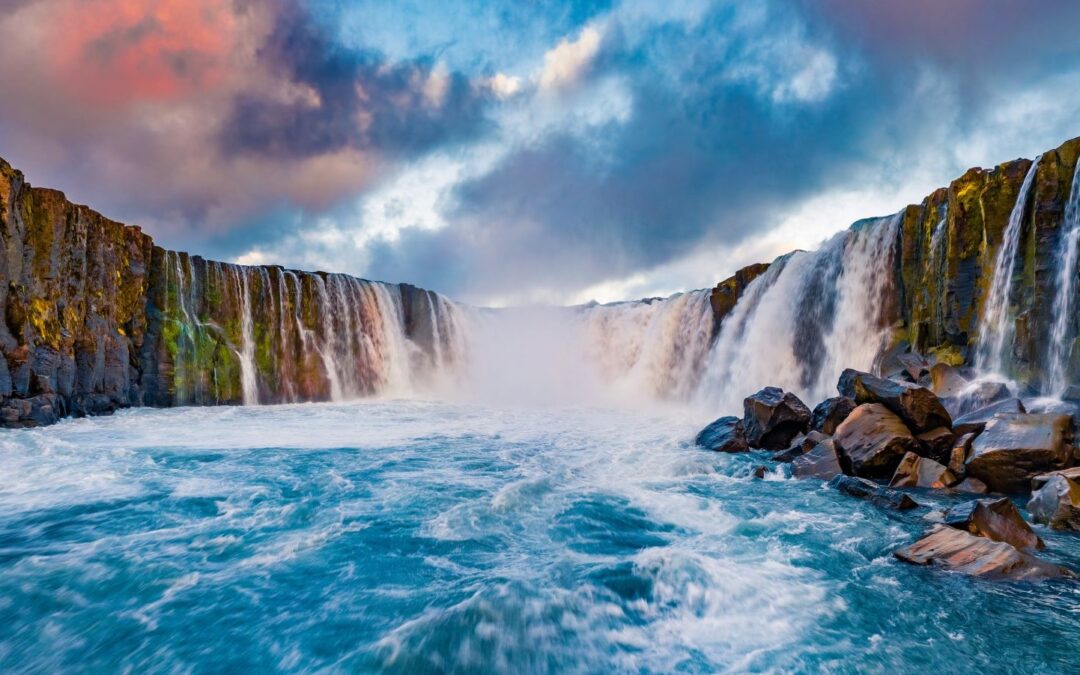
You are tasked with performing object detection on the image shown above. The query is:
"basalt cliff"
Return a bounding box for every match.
[2,134,1079,427]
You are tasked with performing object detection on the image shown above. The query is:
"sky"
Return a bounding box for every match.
[2,0,1080,306]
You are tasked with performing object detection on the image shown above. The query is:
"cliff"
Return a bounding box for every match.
[0,157,462,427]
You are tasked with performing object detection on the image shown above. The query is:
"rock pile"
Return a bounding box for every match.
[696,362,1080,581]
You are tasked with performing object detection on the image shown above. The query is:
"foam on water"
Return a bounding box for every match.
[3,401,1080,672]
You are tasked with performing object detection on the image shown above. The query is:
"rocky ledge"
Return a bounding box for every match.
[697,350,1080,581]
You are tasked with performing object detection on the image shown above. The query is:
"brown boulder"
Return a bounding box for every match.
[916,426,956,464]
[947,432,976,477]
[695,416,748,453]
[772,430,829,462]
[791,439,843,480]
[952,398,1026,435]
[929,362,969,398]
[889,452,957,489]
[965,413,1074,494]
[943,497,1044,550]
[837,369,951,434]
[894,525,1073,580]
[809,396,856,435]
[742,387,811,450]
[829,475,919,510]
[833,403,920,478]
[1027,474,1080,531]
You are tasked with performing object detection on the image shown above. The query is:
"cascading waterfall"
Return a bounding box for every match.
[1044,162,1080,395]
[579,290,717,401]
[695,214,902,411]
[975,157,1041,376]
[158,259,469,406]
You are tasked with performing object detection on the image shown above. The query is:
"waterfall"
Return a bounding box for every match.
[237,267,259,405]
[695,213,902,411]
[975,157,1041,376]
[1045,161,1080,395]
[580,290,716,400]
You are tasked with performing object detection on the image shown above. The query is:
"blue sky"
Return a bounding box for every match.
[2,0,1080,305]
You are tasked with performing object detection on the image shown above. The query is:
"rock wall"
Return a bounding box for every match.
[0,156,464,427]
[894,136,1080,387]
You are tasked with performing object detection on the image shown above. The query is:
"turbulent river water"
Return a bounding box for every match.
[3,400,1080,673]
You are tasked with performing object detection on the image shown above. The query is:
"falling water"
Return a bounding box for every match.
[975,157,1041,376]
[695,214,902,410]
[1045,161,1080,395]
[236,268,259,405]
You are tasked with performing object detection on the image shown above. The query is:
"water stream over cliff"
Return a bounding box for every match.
[1046,161,1080,395]
[975,157,1041,378]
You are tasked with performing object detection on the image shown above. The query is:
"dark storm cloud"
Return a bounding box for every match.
[220,0,491,160]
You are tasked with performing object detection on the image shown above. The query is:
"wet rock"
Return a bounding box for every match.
[1031,467,1080,490]
[0,393,63,427]
[943,498,1044,550]
[791,439,843,480]
[948,432,976,477]
[836,369,951,434]
[890,451,958,489]
[772,430,829,462]
[894,525,1073,580]
[952,398,1026,436]
[1027,474,1080,531]
[742,387,811,450]
[951,477,989,494]
[695,416,749,453]
[916,426,956,464]
[751,465,769,479]
[828,475,919,510]
[1063,385,1080,403]
[810,396,856,436]
[965,413,1073,494]
[833,403,920,478]
[946,381,1013,418]
[929,363,969,398]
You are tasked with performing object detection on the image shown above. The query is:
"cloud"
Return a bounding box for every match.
[538,25,605,91]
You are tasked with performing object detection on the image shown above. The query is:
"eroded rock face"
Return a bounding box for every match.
[829,475,919,510]
[894,525,1073,580]
[837,369,951,434]
[965,413,1073,494]
[943,498,1044,550]
[695,416,748,453]
[833,403,920,478]
[810,396,856,436]
[1027,474,1080,531]
[792,439,843,480]
[890,452,957,489]
[742,387,811,450]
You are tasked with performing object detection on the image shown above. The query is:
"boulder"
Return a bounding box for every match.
[916,426,956,464]
[889,452,957,489]
[952,398,1026,436]
[965,413,1073,494]
[772,430,829,462]
[828,475,919,510]
[833,403,920,478]
[942,497,1044,550]
[695,416,749,453]
[894,525,1073,580]
[836,369,951,434]
[742,387,811,450]
[810,396,856,435]
[1031,467,1080,490]
[947,432,977,477]
[791,439,843,480]
[751,465,770,479]
[1063,385,1080,403]
[951,477,989,494]
[929,362,969,398]
[1027,474,1080,531]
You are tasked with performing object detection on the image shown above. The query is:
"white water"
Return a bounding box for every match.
[1045,161,1080,395]
[975,157,1041,377]
[237,269,259,405]
[694,214,901,411]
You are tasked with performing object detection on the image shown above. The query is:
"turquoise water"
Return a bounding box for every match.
[1,400,1079,673]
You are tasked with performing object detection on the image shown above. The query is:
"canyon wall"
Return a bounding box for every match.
[0,157,465,427]
[1,133,1079,427]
